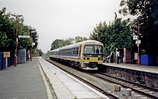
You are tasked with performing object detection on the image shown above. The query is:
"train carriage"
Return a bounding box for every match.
[49,40,104,70]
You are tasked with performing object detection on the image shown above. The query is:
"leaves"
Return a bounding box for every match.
[50,36,88,50]
[0,7,37,52]
[119,0,158,55]
[90,17,132,54]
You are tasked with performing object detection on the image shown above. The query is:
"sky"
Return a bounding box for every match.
[0,0,124,53]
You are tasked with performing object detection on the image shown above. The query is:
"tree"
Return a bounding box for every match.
[0,7,33,52]
[89,21,110,46]
[74,36,88,43]
[51,39,64,50]
[0,8,15,51]
[119,0,158,55]
[106,18,132,54]
[36,49,43,56]
[89,14,132,54]
[50,36,88,50]
[45,51,50,57]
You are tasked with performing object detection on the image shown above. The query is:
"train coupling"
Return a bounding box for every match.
[89,62,97,68]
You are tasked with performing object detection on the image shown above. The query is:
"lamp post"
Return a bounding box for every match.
[29,29,36,61]
[11,14,22,66]
[137,21,140,66]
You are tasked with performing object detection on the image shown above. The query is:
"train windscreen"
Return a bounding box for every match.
[84,45,103,55]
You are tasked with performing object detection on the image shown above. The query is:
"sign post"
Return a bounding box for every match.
[4,52,10,69]
[133,35,141,66]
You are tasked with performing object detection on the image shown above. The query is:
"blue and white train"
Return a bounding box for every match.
[49,40,104,70]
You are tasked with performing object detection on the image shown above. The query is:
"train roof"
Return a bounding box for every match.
[50,40,103,51]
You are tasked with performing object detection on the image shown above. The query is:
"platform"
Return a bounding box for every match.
[39,58,109,99]
[102,62,158,91]
[0,57,48,99]
[102,62,158,74]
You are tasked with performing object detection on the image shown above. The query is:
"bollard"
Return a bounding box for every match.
[114,85,121,91]
[124,88,131,96]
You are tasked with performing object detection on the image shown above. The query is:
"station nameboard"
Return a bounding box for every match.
[135,40,141,44]
[18,35,30,38]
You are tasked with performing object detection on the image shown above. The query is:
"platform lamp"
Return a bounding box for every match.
[29,29,36,61]
[11,14,23,66]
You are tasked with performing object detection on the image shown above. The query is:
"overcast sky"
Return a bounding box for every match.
[0,0,124,53]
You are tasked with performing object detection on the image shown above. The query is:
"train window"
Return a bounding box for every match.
[71,49,73,54]
[69,49,71,55]
[72,48,78,55]
[58,51,60,55]
[73,49,75,54]
[94,45,103,54]
[84,46,93,54]
[84,45,103,54]
[76,48,78,54]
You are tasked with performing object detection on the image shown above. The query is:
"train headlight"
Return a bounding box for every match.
[84,57,89,60]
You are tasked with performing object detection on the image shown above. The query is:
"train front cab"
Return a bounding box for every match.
[80,43,104,70]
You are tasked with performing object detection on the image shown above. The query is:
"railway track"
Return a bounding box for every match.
[45,58,158,99]
[91,73,158,99]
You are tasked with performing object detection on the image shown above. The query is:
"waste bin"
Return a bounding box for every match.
[141,55,153,65]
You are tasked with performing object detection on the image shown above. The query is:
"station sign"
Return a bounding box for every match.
[133,35,138,40]
[18,35,30,38]
[135,40,141,44]
[4,52,10,57]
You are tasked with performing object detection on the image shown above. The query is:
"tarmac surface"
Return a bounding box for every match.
[0,57,48,99]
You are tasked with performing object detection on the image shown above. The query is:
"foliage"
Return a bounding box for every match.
[51,39,65,50]
[89,15,132,54]
[50,36,88,50]
[89,21,110,47]
[0,7,35,52]
[0,8,16,51]
[36,49,43,56]
[119,0,158,55]
[106,18,132,54]
[74,36,89,43]
[45,51,50,56]
[17,25,32,50]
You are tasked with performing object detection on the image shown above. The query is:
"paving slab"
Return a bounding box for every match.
[39,58,109,99]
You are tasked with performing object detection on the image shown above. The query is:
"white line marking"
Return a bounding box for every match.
[38,62,53,99]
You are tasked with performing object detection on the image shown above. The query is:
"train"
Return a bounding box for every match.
[49,40,104,70]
